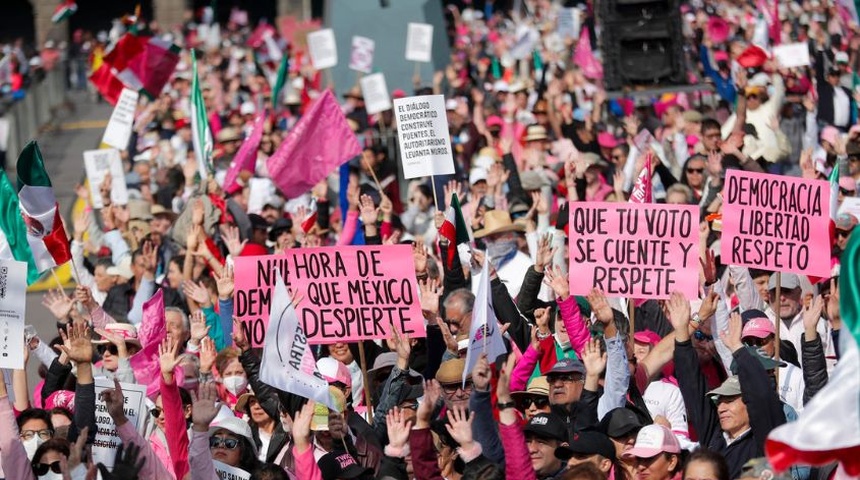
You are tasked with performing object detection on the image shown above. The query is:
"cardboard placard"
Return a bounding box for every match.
[101,88,139,150]
[405,23,434,62]
[393,95,455,179]
[84,149,129,209]
[721,170,831,277]
[773,43,811,68]
[213,461,251,480]
[360,72,392,115]
[568,203,700,299]
[234,255,292,348]
[0,260,26,369]
[92,380,147,471]
[349,36,375,74]
[307,28,338,70]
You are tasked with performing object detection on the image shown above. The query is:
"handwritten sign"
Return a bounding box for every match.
[349,36,375,74]
[773,43,811,68]
[307,29,338,69]
[568,203,699,299]
[393,95,455,179]
[92,380,147,471]
[213,461,251,480]
[405,23,434,62]
[84,149,129,209]
[721,170,831,277]
[234,255,292,348]
[360,72,391,115]
[0,260,26,369]
[101,88,139,150]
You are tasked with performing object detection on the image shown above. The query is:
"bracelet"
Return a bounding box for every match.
[690,313,701,328]
[536,330,552,340]
[497,401,516,410]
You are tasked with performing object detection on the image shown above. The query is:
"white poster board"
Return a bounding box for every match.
[101,88,139,150]
[557,8,581,40]
[773,43,811,68]
[393,95,455,179]
[360,73,392,115]
[213,460,251,480]
[84,149,129,209]
[349,36,375,74]
[307,29,338,70]
[247,178,276,215]
[405,23,434,63]
[92,380,147,471]
[839,197,860,221]
[0,260,26,370]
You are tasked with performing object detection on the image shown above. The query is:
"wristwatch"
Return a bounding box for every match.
[497,401,517,410]
[690,313,702,328]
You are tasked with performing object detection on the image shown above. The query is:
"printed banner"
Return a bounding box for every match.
[307,28,338,69]
[349,36,375,73]
[721,170,830,277]
[84,148,129,209]
[405,23,434,62]
[393,95,455,179]
[92,380,147,471]
[360,72,391,115]
[0,260,26,369]
[568,203,700,299]
[101,88,139,150]
[213,461,251,480]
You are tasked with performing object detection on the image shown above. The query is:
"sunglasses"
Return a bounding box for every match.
[519,396,550,409]
[686,167,705,174]
[100,344,119,355]
[32,461,62,476]
[837,229,853,238]
[744,336,771,347]
[209,436,240,450]
[441,380,473,394]
[150,407,163,418]
[693,330,714,341]
[547,374,584,384]
[746,94,759,100]
[840,188,856,196]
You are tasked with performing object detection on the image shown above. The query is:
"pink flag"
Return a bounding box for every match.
[574,27,603,80]
[267,90,362,199]
[129,290,166,397]
[223,112,266,192]
[629,152,653,204]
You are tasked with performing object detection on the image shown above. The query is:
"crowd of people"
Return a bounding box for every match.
[1,0,859,479]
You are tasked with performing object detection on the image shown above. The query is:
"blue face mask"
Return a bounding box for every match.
[486,238,518,265]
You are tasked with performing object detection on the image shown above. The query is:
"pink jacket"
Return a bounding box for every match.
[117,421,175,480]
[510,343,543,392]
[293,444,322,480]
[337,210,360,246]
[162,377,190,479]
[500,422,537,480]
[149,432,175,480]
[559,295,591,358]
[0,396,36,480]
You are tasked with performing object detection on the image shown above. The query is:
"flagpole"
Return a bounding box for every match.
[357,342,374,419]
[50,267,64,292]
[628,298,635,336]
[431,177,439,211]
[774,271,781,389]
[361,156,384,193]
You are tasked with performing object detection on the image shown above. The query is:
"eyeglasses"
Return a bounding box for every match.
[693,330,714,341]
[519,396,550,409]
[398,401,419,411]
[746,94,759,100]
[441,380,473,394]
[836,229,853,238]
[100,344,119,356]
[32,461,62,476]
[840,188,856,196]
[209,436,240,450]
[686,167,705,174]
[744,336,771,347]
[547,374,584,384]
[20,429,53,441]
[150,407,163,418]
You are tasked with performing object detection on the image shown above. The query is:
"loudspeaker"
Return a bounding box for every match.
[599,0,686,91]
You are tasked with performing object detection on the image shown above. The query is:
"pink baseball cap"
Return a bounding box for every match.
[317,357,352,387]
[821,126,840,146]
[742,317,776,339]
[634,330,662,346]
[839,176,856,191]
[486,115,504,129]
[623,425,681,459]
[598,132,619,148]
[45,390,76,413]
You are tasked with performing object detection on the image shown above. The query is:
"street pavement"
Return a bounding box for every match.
[9,90,113,394]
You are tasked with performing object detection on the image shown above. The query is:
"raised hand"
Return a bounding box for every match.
[191,381,221,431]
[391,323,412,369]
[412,239,428,274]
[445,406,476,448]
[383,229,402,245]
[532,307,550,350]
[141,241,158,279]
[666,291,692,338]
[293,401,315,450]
[720,312,744,353]
[75,284,97,311]
[419,278,442,320]
[416,380,441,429]
[73,210,91,241]
[186,224,201,253]
[199,336,217,374]
[471,353,491,392]
[698,291,720,322]
[386,407,413,449]
[191,197,205,226]
[438,319,459,354]
[97,442,145,479]
[42,289,73,322]
[586,288,614,325]
[232,317,251,352]
[358,194,379,226]
[699,248,717,286]
[57,321,93,364]
[534,233,554,273]
[543,265,570,300]
[189,310,211,344]
[219,224,247,258]
[802,295,824,334]
[800,148,816,180]
[217,264,235,300]
[827,278,841,329]
[581,337,607,380]
[158,336,183,379]
[443,180,462,210]
[496,354,516,404]
[183,281,212,308]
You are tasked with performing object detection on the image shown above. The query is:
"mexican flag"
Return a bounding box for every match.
[51,0,77,24]
[190,50,213,182]
[14,141,71,276]
[629,152,653,204]
[765,228,860,475]
[272,54,289,110]
[0,172,40,284]
[89,33,180,105]
[830,164,840,219]
[439,193,472,269]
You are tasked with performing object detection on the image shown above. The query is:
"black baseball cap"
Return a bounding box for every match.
[600,407,645,438]
[318,451,371,479]
[523,413,568,442]
[555,430,617,462]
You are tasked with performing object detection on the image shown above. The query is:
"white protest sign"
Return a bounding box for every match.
[393,95,455,179]
[773,43,811,68]
[360,73,392,115]
[101,88,139,150]
[307,29,338,70]
[557,8,581,39]
[84,149,129,209]
[405,23,434,63]
[510,25,540,60]
[839,197,860,221]
[92,380,147,471]
[213,461,251,480]
[349,36,375,74]
[247,177,276,214]
[0,260,26,369]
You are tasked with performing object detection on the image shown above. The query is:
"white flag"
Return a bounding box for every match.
[259,272,341,411]
[463,258,508,386]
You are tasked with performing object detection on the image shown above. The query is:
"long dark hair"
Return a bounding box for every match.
[238,436,263,473]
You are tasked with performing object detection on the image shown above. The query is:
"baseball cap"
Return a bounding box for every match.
[622,425,681,459]
[469,167,489,185]
[106,257,134,280]
[547,358,586,376]
[600,407,645,438]
[835,213,858,231]
[317,357,352,387]
[768,272,801,291]
[597,132,619,149]
[633,330,662,346]
[741,317,775,339]
[707,375,742,400]
[319,452,372,479]
[523,413,568,442]
[556,430,617,461]
[839,176,857,192]
[209,417,257,456]
[730,346,786,374]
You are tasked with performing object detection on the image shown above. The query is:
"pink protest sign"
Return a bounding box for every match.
[721,170,830,277]
[233,254,293,348]
[568,203,699,299]
[290,245,426,344]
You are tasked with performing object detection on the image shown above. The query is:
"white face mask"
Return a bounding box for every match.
[37,472,63,480]
[23,436,45,460]
[222,375,248,396]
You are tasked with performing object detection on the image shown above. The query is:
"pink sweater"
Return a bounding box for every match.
[0,396,36,480]
[500,422,537,480]
[293,444,322,480]
[161,377,190,479]
[117,421,175,480]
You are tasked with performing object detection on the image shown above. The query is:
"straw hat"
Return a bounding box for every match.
[474,210,526,238]
[524,125,549,142]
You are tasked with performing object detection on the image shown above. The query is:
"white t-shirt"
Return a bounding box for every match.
[642,380,691,445]
[258,429,272,461]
